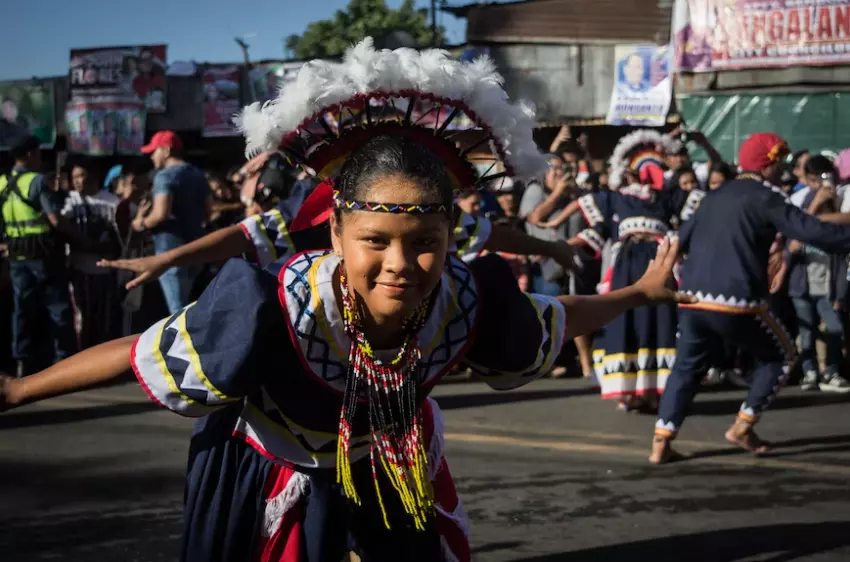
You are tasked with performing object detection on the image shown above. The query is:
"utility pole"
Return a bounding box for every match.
[235,37,253,102]
[235,38,251,67]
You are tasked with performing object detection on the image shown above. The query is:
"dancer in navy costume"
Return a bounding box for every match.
[650,133,850,463]
[545,130,706,411]
[0,40,692,561]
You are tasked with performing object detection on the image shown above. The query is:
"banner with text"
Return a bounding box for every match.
[606,44,672,127]
[0,82,56,150]
[69,45,168,112]
[65,100,146,156]
[203,65,242,137]
[673,0,850,72]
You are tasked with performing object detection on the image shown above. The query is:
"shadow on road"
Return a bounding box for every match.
[511,521,850,561]
[0,401,162,430]
[472,541,526,556]
[0,504,182,562]
[435,387,598,410]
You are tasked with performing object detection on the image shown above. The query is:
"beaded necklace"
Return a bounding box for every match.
[335,266,435,530]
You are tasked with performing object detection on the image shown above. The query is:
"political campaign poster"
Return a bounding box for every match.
[0,82,56,150]
[115,105,147,155]
[606,44,673,127]
[673,0,850,71]
[202,65,242,138]
[69,45,167,112]
[65,100,145,156]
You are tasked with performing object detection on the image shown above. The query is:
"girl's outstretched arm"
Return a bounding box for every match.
[559,237,695,341]
[0,335,138,411]
[99,225,250,290]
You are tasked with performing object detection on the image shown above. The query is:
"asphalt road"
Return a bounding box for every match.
[1,376,849,562]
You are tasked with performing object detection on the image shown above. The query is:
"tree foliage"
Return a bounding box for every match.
[285,0,446,59]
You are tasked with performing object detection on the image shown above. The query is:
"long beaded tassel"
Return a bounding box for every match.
[336,271,435,530]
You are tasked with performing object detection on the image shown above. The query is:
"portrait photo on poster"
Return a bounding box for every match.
[606,44,673,127]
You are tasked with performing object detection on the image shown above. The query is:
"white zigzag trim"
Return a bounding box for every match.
[683,290,764,309]
[235,37,547,180]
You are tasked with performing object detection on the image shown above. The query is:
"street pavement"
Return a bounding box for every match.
[1,376,849,561]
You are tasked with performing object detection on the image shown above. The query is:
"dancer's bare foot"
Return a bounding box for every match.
[725,420,770,455]
[648,435,681,464]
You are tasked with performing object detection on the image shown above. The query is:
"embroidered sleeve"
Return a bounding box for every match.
[451,210,493,262]
[678,189,706,222]
[463,255,567,389]
[239,209,296,268]
[572,193,609,258]
[131,259,282,416]
[576,193,607,228]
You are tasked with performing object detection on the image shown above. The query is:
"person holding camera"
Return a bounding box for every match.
[520,153,596,378]
[785,155,850,393]
[663,127,724,191]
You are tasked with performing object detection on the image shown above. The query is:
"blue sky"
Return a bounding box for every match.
[0,0,468,81]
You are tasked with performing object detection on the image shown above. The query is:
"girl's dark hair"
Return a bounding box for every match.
[709,161,734,181]
[335,134,454,219]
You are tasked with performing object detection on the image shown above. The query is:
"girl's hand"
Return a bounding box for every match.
[635,237,697,304]
[98,254,170,290]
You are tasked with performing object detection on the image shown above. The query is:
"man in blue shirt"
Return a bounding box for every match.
[135,131,211,314]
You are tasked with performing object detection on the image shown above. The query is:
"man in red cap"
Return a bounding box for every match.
[650,132,850,464]
[134,130,211,314]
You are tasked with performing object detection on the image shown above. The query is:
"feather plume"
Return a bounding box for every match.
[236,38,547,180]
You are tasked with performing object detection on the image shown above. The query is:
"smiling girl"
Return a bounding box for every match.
[0,40,691,562]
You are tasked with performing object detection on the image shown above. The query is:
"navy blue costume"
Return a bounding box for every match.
[131,206,567,561]
[575,184,704,401]
[656,175,850,437]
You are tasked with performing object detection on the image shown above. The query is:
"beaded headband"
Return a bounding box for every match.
[333,190,450,215]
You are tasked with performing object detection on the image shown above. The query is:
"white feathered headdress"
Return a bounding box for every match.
[234,38,546,191]
[608,129,677,189]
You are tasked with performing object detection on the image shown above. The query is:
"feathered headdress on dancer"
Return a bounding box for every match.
[236,37,546,199]
[608,129,677,190]
[236,38,545,530]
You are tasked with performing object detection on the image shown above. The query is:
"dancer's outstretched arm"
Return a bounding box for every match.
[559,237,694,340]
[99,225,250,290]
[0,336,137,411]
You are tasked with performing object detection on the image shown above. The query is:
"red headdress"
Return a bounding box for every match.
[738,132,790,172]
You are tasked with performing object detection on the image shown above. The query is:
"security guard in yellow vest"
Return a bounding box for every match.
[1,136,77,378]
